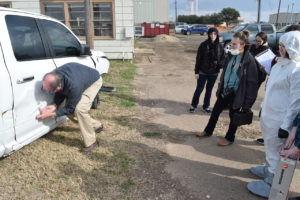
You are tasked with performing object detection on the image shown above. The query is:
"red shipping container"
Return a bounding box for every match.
[141,23,170,37]
[154,24,160,36]
[165,24,170,35]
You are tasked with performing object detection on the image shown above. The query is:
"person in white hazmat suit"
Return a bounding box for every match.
[248,31,300,198]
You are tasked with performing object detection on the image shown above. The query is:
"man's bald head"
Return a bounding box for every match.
[42,71,63,93]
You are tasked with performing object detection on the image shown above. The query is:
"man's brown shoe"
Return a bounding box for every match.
[217,139,232,146]
[196,131,208,137]
[95,125,104,133]
[82,141,99,153]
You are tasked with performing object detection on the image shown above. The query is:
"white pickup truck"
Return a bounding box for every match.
[0,7,109,158]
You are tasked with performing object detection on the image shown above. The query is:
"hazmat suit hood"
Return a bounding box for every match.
[279,31,300,61]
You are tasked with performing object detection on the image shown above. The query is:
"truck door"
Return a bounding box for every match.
[261,24,276,49]
[0,40,15,157]
[3,14,57,144]
[40,19,94,68]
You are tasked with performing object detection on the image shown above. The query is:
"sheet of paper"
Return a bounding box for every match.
[255,49,275,75]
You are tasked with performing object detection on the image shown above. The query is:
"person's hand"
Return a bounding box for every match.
[36,105,56,120]
[195,74,199,80]
[259,66,267,74]
[36,109,52,120]
[284,127,296,150]
[280,147,300,160]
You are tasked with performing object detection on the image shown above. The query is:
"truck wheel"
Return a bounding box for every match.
[91,93,100,109]
[201,31,207,36]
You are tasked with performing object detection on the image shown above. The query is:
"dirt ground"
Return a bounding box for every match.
[134,34,300,200]
[0,34,299,200]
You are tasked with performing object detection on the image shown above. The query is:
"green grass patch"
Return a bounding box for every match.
[121,178,135,193]
[120,100,136,107]
[102,60,136,109]
[143,132,162,137]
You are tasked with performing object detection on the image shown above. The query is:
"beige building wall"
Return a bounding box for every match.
[269,12,300,26]
[134,0,169,24]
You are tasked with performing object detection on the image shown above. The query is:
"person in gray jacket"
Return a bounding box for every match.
[197,31,258,146]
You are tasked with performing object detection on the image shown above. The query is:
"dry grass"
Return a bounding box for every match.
[0,61,142,200]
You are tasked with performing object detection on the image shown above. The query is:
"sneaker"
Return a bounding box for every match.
[95,125,104,133]
[196,131,210,137]
[256,138,264,145]
[218,139,233,146]
[189,106,195,113]
[82,141,99,153]
[202,107,211,113]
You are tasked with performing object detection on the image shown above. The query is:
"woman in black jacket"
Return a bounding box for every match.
[189,27,223,113]
[249,32,269,89]
[197,31,258,146]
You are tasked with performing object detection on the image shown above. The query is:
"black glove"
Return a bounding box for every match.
[278,128,289,139]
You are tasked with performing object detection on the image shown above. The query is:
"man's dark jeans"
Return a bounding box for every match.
[191,73,218,109]
[204,94,238,142]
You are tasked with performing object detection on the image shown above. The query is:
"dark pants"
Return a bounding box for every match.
[191,73,218,109]
[204,93,239,142]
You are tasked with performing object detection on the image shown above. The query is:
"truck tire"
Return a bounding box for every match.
[201,31,207,36]
[91,93,100,109]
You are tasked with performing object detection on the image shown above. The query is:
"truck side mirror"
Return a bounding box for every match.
[80,44,91,56]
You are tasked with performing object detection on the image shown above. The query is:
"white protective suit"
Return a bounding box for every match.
[260,31,300,174]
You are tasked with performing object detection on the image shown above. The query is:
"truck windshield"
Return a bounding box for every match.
[230,25,246,32]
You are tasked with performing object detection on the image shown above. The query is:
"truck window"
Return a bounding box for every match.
[41,20,81,57]
[246,24,259,34]
[6,15,47,61]
[261,25,274,34]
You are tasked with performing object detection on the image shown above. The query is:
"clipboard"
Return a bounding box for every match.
[255,49,275,75]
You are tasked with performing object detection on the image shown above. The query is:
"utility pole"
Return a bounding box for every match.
[285,5,289,25]
[85,0,94,49]
[257,0,261,23]
[275,0,282,29]
[290,2,294,24]
[175,0,178,23]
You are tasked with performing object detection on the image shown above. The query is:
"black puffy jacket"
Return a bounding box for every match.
[194,39,223,74]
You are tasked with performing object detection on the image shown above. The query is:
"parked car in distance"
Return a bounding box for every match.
[176,25,188,34]
[219,23,277,52]
[182,24,209,35]
[0,7,109,158]
[176,22,187,26]
[169,22,176,36]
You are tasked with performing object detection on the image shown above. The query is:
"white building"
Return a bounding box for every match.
[0,0,134,59]
[134,0,169,24]
[269,12,300,26]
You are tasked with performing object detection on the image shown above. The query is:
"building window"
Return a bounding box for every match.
[41,0,114,39]
[93,3,113,37]
[68,4,85,36]
[44,4,65,24]
[0,2,11,8]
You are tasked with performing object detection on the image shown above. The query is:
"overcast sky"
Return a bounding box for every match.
[169,0,299,23]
